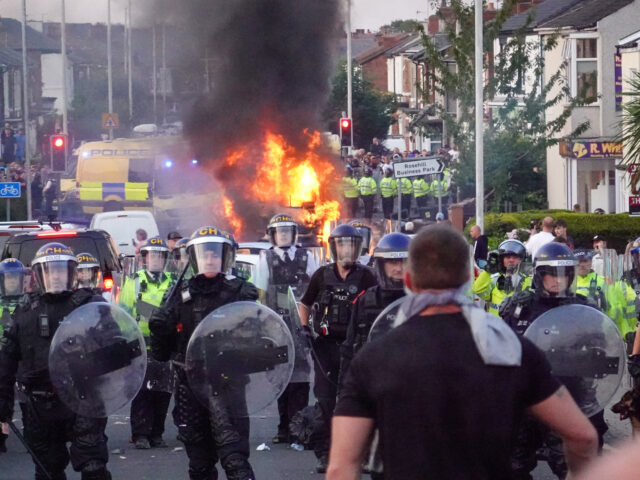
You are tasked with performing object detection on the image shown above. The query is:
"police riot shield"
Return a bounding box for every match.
[524,304,625,417]
[367,297,406,343]
[287,286,312,382]
[49,303,146,418]
[185,302,294,416]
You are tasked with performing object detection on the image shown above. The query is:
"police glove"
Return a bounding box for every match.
[485,251,500,274]
[628,354,640,381]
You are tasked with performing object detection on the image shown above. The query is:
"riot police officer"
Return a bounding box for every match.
[472,239,531,315]
[0,257,28,453]
[149,226,258,480]
[340,232,409,387]
[500,243,604,479]
[254,214,318,444]
[118,236,174,449]
[358,167,377,221]
[299,224,378,473]
[0,243,110,480]
[348,219,373,266]
[76,253,102,291]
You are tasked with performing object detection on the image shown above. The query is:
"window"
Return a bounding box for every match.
[571,36,598,103]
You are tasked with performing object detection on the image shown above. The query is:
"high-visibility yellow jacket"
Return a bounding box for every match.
[342,176,359,198]
[358,177,377,196]
[379,177,398,198]
[412,178,430,198]
[472,270,532,315]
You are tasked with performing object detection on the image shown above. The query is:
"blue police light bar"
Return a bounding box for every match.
[164,159,173,168]
[191,159,198,165]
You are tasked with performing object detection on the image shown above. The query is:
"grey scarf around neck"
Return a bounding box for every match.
[397,283,522,366]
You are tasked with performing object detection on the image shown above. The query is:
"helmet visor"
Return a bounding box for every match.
[0,272,25,297]
[357,228,372,254]
[535,265,576,298]
[330,237,363,267]
[375,258,406,289]
[269,226,297,248]
[76,266,102,289]
[35,260,77,294]
[189,242,235,277]
[141,250,169,273]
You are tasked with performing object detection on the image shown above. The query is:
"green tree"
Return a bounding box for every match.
[416,0,589,210]
[619,71,640,189]
[380,19,422,34]
[324,61,398,149]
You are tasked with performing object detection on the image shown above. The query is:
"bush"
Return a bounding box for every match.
[466,210,640,253]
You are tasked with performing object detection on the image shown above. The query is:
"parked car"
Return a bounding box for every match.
[90,210,160,256]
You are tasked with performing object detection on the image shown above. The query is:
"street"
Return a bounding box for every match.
[1,376,634,480]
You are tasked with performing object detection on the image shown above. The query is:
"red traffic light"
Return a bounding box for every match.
[341,118,351,129]
[53,136,65,149]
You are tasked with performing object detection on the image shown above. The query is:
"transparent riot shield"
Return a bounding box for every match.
[287,286,312,382]
[368,297,406,343]
[185,302,294,416]
[49,303,146,418]
[524,304,625,416]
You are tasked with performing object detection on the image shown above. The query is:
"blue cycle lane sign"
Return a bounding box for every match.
[0,182,21,198]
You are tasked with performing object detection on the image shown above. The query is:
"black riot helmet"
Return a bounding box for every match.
[266,213,298,248]
[187,226,236,277]
[31,242,77,294]
[533,242,577,298]
[328,224,362,268]
[497,239,526,274]
[75,252,102,289]
[347,220,372,256]
[0,258,28,297]
[373,233,410,289]
[139,236,170,273]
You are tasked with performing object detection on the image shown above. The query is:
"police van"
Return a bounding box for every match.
[61,136,218,233]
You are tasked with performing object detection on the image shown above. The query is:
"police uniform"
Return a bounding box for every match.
[499,244,606,479]
[300,225,377,470]
[398,177,412,217]
[379,171,397,220]
[0,244,111,480]
[358,172,377,221]
[412,176,430,215]
[254,214,319,444]
[149,227,258,480]
[119,262,174,448]
[342,170,359,219]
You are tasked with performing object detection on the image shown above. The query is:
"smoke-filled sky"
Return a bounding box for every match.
[0,0,433,31]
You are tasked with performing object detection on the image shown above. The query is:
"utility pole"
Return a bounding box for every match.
[475,0,484,231]
[346,0,353,126]
[152,23,157,125]
[162,23,166,125]
[127,0,133,121]
[107,0,113,140]
[61,0,68,135]
[21,0,32,220]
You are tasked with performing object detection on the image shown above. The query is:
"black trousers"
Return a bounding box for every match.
[276,382,310,440]
[173,376,253,480]
[130,389,171,440]
[401,195,411,218]
[310,338,342,459]
[22,397,109,480]
[361,195,374,220]
[381,196,395,219]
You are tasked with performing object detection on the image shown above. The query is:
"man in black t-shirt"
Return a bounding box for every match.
[328,225,598,480]
[298,224,377,473]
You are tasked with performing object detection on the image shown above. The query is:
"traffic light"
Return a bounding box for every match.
[50,134,68,172]
[339,117,352,147]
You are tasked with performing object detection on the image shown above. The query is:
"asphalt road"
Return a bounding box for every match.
[1,377,635,480]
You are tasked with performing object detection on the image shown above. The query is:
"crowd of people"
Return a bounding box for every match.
[341,138,458,223]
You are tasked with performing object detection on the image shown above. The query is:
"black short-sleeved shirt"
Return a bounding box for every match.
[300,263,378,307]
[335,312,560,480]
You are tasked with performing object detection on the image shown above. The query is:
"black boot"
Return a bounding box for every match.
[81,460,112,480]
[221,453,255,480]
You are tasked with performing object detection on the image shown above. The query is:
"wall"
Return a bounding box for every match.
[41,53,74,113]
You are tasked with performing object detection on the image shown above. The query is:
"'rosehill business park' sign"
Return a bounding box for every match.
[559,141,623,159]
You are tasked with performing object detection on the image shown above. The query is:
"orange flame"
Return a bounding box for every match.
[222,195,244,233]
[220,128,341,241]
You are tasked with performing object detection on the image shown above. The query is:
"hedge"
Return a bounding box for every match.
[466,210,640,253]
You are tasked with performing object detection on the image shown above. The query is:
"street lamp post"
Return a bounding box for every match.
[107,0,113,140]
[21,0,32,220]
[475,0,484,231]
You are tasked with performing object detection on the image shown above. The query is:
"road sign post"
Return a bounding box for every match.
[0,182,22,221]
[392,157,444,226]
